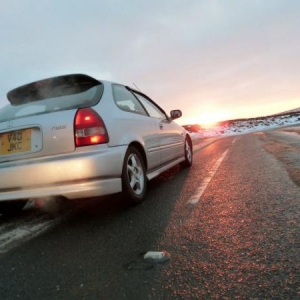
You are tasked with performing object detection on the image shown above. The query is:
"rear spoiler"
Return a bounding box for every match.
[7,74,101,105]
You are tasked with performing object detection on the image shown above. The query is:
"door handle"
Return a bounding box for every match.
[159,123,163,130]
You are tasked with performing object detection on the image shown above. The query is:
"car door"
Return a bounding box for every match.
[132,92,184,165]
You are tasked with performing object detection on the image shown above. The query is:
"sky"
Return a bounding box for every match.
[1,0,300,125]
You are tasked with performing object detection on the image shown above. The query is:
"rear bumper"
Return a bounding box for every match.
[0,145,126,201]
[0,178,122,201]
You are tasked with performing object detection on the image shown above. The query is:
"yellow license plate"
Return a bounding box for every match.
[0,129,32,155]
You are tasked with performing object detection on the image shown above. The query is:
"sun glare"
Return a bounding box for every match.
[197,111,231,128]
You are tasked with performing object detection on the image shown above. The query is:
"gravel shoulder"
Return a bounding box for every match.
[262,130,300,186]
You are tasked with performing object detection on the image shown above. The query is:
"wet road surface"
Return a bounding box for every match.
[0,132,299,299]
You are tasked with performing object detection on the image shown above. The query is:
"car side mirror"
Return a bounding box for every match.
[170,110,182,120]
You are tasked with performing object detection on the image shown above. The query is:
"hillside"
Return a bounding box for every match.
[184,111,300,138]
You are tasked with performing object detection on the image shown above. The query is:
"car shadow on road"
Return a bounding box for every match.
[0,164,192,300]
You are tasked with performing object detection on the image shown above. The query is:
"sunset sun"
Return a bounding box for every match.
[197,111,231,128]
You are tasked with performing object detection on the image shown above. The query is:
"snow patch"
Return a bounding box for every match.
[185,112,300,139]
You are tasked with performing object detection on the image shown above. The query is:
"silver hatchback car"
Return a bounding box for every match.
[0,74,193,214]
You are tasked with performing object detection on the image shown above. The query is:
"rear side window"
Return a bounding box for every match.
[133,92,168,120]
[0,74,103,122]
[112,84,147,116]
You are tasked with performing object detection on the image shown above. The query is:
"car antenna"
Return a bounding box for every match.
[132,82,141,92]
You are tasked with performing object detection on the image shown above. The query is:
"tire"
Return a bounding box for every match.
[0,200,28,216]
[122,146,147,204]
[181,137,193,168]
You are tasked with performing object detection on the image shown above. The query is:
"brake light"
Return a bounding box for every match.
[74,108,109,147]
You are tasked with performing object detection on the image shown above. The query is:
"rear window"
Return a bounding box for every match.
[0,74,103,122]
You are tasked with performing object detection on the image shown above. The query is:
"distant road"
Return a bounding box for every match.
[0,132,299,299]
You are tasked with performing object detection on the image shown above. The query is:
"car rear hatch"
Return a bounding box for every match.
[0,74,103,163]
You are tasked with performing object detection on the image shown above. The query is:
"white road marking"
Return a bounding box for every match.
[0,199,90,255]
[0,221,53,254]
[231,137,238,144]
[0,203,76,254]
[0,216,59,254]
[188,149,229,204]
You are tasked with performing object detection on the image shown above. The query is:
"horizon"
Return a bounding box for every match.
[181,106,300,127]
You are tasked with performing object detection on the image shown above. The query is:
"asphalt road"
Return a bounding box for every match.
[0,132,300,299]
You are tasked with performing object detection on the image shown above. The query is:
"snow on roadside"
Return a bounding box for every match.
[186,112,300,140]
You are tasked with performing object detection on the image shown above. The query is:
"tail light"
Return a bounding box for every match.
[74,108,109,147]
